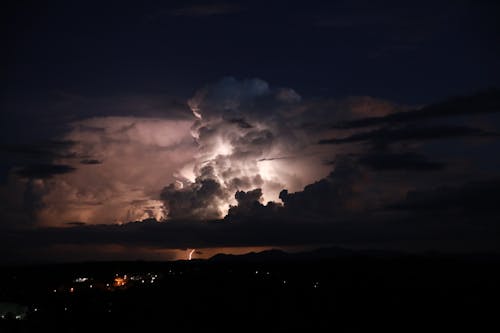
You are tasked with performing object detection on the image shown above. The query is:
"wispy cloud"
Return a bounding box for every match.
[15,164,76,179]
[319,126,499,145]
[333,90,500,129]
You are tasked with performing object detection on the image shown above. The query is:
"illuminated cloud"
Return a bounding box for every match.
[28,117,196,226]
[0,77,406,227]
[162,77,334,219]
[3,87,500,260]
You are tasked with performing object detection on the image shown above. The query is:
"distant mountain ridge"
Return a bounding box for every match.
[208,246,500,263]
[208,246,403,262]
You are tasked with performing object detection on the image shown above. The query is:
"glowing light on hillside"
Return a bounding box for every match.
[114,277,127,287]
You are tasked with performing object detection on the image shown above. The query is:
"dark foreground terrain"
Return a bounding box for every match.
[1,248,499,332]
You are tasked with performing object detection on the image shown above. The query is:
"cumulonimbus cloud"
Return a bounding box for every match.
[1,77,403,227]
[2,80,500,258]
[161,77,336,219]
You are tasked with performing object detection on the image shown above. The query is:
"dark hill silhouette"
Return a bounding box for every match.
[209,246,406,262]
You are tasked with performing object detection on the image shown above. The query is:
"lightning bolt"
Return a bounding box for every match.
[188,249,195,260]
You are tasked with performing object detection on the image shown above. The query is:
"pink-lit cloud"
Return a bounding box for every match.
[2,78,404,228]
[33,117,196,226]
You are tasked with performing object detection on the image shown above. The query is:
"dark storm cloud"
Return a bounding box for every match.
[358,152,445,172]
[2,141,78,160]
[0,219,339,251]
[2,199,498,257]
[79,159,102,165]
[334,90,500,129]
[2,92,194,133]
[387,180,500,219]
[161,165,229,220]
[225,117,253,129]
[319,125,498,145]
[234,188,262,205]
[226,188,270,217]
[14,164,76,179]
[278,158,362,217]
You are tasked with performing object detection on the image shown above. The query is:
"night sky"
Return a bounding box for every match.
[2,0,500,262]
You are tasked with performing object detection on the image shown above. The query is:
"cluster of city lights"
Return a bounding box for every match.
[50,272,162,296]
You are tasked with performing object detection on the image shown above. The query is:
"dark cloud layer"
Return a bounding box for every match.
[278,159,362,218]
[79,159,102,165]
[334,90,500,129]
[2,141,78,160]
[358,152,445,172]
[388,180,500,219]
[2,190,498,260]
[320,125,498,145]
[14,164,76,179]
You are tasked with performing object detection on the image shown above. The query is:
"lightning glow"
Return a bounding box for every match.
[188,249,195,260]
[159,78,332,220]
[22,78,334,226]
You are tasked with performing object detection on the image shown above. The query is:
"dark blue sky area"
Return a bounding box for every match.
[3,0,499,103]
